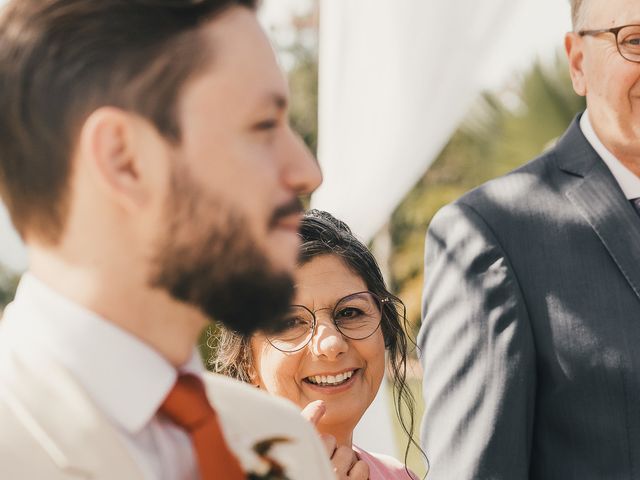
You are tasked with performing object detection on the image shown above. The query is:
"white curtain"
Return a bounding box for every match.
[313,0,518,242]
[314,0,520,457]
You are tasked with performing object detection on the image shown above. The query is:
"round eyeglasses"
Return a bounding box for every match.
[266,291,387,353]
[578,24,640,63]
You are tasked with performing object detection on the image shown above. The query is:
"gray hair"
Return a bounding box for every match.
[570,0,589,30]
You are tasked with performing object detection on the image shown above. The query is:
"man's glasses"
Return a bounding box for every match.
[266,291,387,353]
[578,24,640,63]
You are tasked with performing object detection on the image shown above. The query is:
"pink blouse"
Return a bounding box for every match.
[353,445,419,480]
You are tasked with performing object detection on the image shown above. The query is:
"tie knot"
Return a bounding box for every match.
[159,373,215,432]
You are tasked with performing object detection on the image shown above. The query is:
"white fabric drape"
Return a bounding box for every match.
[314,0,519,457]
[313,0,517,242]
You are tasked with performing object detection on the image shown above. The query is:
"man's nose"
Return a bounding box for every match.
[280,127,322,196]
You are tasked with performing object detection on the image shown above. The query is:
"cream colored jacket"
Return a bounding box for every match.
[0,324,334,480]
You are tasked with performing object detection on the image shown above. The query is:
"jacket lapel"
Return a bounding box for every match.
[4,344,145,479]
[558,115,640,302]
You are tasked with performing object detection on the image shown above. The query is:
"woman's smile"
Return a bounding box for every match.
[302,368,360,393]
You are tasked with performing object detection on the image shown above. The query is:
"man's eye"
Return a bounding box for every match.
[254,119,278,130]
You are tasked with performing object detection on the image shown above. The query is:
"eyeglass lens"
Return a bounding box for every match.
[267,292,383,352]
[618,25,640,62]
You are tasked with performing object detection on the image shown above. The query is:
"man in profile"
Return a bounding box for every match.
[0,1,337,478]
[420,0,640,478]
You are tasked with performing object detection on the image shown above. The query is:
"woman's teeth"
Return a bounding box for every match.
[306,370,355,386]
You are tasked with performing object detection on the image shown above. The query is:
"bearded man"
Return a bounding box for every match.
[0,1,341,478]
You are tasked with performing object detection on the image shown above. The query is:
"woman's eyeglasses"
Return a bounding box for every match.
[266,291,388,353]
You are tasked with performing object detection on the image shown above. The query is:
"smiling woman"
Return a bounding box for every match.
[213,209,422,480]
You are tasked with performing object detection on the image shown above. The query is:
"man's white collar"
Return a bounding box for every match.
[2,273,205,434]
[580,110,640,200]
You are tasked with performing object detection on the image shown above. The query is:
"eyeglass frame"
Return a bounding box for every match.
[577,24,640,63]
[266,290,390,353]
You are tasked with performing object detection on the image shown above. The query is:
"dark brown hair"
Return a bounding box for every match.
[0,0,256,243]
[213,209,427,476]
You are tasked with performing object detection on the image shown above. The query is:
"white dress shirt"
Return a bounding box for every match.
[0,273,200,480]
[580,110,640,200]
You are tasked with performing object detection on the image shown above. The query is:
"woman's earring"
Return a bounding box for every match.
[248,365,259,385]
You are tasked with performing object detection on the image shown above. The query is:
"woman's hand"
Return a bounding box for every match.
[301,401,370,479]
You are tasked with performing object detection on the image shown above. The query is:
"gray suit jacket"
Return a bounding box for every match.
[419,115,640,479]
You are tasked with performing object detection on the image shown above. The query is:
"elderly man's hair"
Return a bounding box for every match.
[0,0,256,244]
[570,0,588,29]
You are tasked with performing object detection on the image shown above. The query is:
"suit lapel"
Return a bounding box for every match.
[4,343,145,479]
[558,115,640,302]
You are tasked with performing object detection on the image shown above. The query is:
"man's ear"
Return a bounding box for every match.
[77,106,159,212]
[565,32,588,97]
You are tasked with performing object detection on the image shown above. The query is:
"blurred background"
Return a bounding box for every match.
[0,0,585,476]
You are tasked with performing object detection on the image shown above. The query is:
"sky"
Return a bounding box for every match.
[0,0,573,272]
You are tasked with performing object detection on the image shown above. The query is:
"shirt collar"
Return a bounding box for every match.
[580,110,640,200]
[4,273,205,434]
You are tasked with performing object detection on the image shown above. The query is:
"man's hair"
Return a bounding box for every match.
[0,0,256,243]
[569,0,587,30]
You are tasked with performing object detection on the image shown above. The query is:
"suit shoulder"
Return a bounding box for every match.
[426,148,566,251]
[458,149,557,209]
[427,147,567,238]
[0,385,71,479]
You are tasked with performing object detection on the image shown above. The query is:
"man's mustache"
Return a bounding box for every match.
[269,198,304,228]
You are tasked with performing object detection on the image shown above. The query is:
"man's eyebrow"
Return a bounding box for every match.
[264,92,288,110]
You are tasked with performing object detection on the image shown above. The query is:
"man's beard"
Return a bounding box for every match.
[148,164,297,336]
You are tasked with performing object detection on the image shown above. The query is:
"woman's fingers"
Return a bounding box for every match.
[331,445,364,480]
[299,402,368,480]
[300,400,326,426]
[320,433,337,457]
[347,459,370,479]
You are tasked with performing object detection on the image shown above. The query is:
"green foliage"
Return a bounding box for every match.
[288,42,318,155]
[390,53,586,331]
[0,265,19,312]
[284,6,319,155]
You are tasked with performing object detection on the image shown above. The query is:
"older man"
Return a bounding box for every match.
[0,1,363,479]
[419,0,640,478]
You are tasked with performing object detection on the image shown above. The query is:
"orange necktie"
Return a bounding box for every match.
[159,373,245,480]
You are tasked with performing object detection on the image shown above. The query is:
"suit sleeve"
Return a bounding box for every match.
[418,202,536,479]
